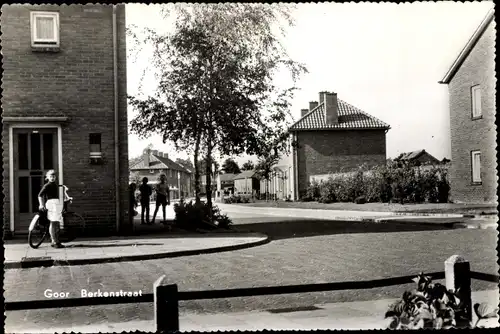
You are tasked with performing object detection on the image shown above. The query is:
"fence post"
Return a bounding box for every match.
[445,255,472,325]
[154,275,179,332]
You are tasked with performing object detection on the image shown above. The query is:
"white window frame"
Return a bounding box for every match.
[31,11,60,47]
[471,85,482,118]
[471,150,481,183]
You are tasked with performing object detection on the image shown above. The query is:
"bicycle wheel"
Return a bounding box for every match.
[28,214,49,249]
[60,212,86,243]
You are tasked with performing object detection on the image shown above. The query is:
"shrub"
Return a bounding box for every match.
[173,199,233,230]
[317,177,336,203]
[354,195,366,204]
[385,273,470,329]
[302,179,321,202]
[301,163,450,205]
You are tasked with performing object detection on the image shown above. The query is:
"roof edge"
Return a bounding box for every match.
[289,126,391,132]
[289,102,325,129]
[439,8,495,84]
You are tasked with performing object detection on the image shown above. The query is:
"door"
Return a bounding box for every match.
[13,128,58,233]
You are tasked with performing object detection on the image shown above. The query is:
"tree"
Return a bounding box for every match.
[197,157,221,176]
[175,158,195,171]
[129,3,307,219]
[241,160,255,171]
[221,158,241,174]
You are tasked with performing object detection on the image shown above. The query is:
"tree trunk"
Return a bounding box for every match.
[193,133,202,203]
[205,152,212,208]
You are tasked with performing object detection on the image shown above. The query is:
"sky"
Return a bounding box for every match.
[125,1,495,165]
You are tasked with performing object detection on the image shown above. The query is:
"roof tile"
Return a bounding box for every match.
[290,99,390,131]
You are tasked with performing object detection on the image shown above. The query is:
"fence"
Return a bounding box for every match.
[5,255,499,331]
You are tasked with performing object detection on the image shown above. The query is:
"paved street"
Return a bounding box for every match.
[5,210,498,331]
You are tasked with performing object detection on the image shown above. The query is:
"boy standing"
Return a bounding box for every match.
[139,177,152,225]
[152,173,170,224]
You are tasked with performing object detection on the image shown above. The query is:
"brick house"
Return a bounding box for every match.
[233,170,260,196]
[1,4,129,237]
[438,9,496,203]
[267,91,390,200]
[130,149,193,199]
[395,150,441,166]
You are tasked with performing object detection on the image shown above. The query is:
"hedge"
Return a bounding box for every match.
[302,163,450,204]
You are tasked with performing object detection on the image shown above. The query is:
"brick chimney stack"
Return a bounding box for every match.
[143,148,150,167]
[309,101,319,111]
[323,91,338,125]
[300,109,309,117]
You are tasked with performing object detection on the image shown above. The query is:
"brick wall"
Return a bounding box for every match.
[295,130,387,196]
[447,21,497,203]
[1,4,129,235]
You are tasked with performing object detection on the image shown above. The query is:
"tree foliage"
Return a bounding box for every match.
[175,158,195,171]
[222,158,241,174]
[241,160,255,171]
[128,3,307,216]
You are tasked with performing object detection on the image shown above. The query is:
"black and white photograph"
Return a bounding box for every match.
[2,1,498,332]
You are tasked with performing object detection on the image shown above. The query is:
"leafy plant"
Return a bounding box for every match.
[173,198,233,230]
[385,273,471,330]
[473,302,499,328]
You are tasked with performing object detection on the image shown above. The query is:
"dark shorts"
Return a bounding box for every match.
[156,193,168,206]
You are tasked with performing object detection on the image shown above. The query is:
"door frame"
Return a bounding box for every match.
[9,123,63,233]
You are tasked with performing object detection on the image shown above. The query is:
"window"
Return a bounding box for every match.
[471,150,481,183]
[89,133,102,158]
[31,11,59,47]
[471,85,482,118]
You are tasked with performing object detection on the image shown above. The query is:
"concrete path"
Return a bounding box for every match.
[217,203,494,222]
[4,233,269,269]
[7,289,498,332]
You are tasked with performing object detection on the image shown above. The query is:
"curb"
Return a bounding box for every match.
[373,217,497,230]
[4,234,270,270]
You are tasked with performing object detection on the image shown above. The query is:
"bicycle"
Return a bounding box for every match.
[28,185,86,249]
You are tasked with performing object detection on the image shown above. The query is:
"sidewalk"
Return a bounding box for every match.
[4,232,269,269]
[7,289,498,332]
[238,201,498,217]
[218,203,498,227]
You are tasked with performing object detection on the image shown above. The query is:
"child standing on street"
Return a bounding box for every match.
[38,170,65,248]
[152,173,170,224]
[139,177,152,225]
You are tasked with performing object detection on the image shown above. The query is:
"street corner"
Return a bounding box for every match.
[4,232,271,270]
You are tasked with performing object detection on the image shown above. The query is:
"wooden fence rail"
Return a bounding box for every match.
[5,255,499,332]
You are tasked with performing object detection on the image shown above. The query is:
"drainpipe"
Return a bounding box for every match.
[113,5,120,233]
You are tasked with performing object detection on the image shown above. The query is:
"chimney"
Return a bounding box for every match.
[300,109,309,117]
[143,148,150,167]
[152,150,158,156]
[309,101,319,111]
[324,92,338,125]
[164,153,169,159]
[319,92,327,105]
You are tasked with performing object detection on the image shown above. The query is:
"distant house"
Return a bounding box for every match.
[438,9,496,203]
[217,173,237,195]
[130,149,192,199]
[233,170,260,196]
[266,91,390,200]
[395,150,441,166]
